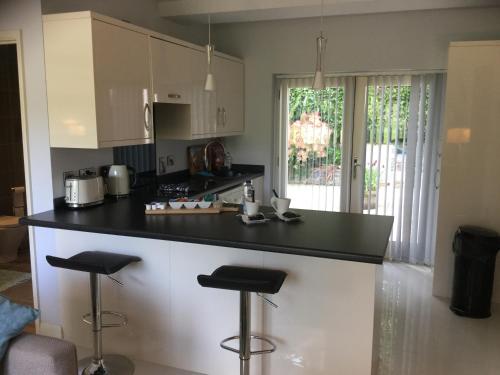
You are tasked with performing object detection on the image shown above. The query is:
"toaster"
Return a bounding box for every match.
[65,176,105,208]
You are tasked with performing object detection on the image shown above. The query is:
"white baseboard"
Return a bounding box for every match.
[37,321,63,339]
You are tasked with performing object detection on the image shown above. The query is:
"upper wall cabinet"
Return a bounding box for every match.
[214,56,244,136]
[43,12,154,149]
[150,37,217,140]
[151,38,244,140]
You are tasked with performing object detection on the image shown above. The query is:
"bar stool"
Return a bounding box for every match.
[46,251,141,375]
[197,265,287,375]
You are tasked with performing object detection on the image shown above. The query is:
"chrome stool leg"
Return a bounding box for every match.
[220,291,277,375]
[240,291,251,375]
[79,272,134,375]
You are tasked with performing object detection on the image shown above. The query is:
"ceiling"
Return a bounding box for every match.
[157,0,500,24]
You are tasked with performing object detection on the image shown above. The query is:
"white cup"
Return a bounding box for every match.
[271,197,291,214]
[245,200,260,216]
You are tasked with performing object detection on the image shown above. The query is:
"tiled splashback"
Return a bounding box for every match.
[113,143,156,174]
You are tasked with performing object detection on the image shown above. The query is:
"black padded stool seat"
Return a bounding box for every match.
[197,265,287,294]
[46,251,141,275]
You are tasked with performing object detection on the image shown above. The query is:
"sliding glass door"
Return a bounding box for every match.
[276,73,445,265]
[275,76,354,212]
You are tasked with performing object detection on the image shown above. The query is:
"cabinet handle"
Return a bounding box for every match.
[168,93,181,99]
[144,103,151,132]
[217,107,221,127]
[223,108,227,127]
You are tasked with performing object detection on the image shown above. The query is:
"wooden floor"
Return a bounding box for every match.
[0,249,35,333]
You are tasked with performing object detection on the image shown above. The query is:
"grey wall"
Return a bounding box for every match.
[214,7,500,202]
[41,0,206,45]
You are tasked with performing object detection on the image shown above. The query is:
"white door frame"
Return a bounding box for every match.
[0,31,40,317]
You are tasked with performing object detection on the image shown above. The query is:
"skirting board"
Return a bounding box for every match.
[38,321,63,339]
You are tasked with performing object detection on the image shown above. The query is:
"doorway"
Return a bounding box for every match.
[275,73,445,265]
[0,38,35,332]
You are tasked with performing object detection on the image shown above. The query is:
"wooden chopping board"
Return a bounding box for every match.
[145,206,239,215]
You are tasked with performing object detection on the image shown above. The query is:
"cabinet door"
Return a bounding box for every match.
[151,38,194,105]
[92,20,152,146]
[215,57,244,135]
[191,49,217,136]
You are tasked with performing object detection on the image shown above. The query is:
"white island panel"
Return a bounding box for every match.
[52,230,378,375]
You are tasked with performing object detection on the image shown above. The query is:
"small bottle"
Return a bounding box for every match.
[242,180,255,214]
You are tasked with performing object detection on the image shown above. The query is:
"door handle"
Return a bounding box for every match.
[353,157,362,179]
[143,103,151,131]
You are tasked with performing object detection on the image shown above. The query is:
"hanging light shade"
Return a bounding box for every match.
[204,15,216,92]
[312,0,327,91]
[312,34,327,90]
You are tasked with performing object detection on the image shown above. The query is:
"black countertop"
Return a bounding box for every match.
[21,195,393,264]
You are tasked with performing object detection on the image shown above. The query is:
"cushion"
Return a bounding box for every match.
[0,296,38,360]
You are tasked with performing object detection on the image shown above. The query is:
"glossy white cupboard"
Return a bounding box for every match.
[214,56,245,136]
[43,11,244,148]
[152,38,244,140]
[43,12,153,148]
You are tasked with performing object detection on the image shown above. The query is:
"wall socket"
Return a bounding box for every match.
[79,167,97,176]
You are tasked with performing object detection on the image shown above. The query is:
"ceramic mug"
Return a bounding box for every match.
[245,200,261,216]
[271,197,291,214]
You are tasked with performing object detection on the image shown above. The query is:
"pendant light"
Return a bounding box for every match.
[312,0,327,90]
[204,14,216,92]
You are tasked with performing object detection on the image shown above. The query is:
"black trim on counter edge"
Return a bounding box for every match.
[20,217,385,265]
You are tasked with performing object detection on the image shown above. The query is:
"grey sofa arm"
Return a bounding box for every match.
[2,333,78,375]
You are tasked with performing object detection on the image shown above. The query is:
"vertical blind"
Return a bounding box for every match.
[364,74,445,265]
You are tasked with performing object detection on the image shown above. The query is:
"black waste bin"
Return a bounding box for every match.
[450,225,500,318]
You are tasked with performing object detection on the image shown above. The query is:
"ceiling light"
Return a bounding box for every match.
[204,14,216,92]
[312,0,327,90]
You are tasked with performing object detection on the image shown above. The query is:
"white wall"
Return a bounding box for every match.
[0,0,59,327]
[214,7,500,202]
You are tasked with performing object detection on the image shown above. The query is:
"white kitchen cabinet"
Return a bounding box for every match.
[215,56,245,136]
[152,39,243,140]
[151,37,217,140]
[43,12,153,148]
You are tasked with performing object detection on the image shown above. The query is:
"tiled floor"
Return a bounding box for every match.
[377,262,500,375]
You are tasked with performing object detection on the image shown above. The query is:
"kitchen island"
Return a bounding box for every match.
[22,198,393,375]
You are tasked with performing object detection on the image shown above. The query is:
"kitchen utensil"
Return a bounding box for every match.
[188,145,206,175]
[271,197,291,214]
[169,201,185,209]
[276,211,302,222]
[65,176,104,208]
[197,201,212,209]
[240,213,269,225]
[245,200,260,216]
[106,165,136,196]
[204,141,225,172]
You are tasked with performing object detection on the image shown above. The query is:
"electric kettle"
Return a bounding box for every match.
[106,165,136,196]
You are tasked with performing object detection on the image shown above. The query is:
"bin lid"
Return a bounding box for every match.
[459,225,498,238]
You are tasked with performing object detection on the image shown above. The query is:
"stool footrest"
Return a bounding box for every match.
[220,335,276,356]
[83,310,128,328]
